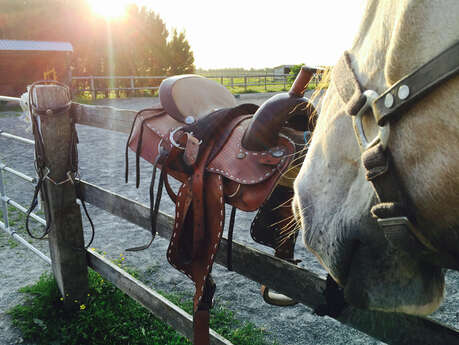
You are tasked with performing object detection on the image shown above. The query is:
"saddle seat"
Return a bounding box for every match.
[159,74,237,124]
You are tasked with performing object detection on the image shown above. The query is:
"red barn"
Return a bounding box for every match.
[0,39,73,97]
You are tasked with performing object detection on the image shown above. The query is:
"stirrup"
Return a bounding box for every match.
[260,285,297,307]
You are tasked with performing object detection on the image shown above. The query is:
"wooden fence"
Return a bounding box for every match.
[1,87,458,345]
[71,72,323,100]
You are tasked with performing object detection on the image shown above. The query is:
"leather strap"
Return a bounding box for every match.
[373,41,459,125]
[191,142,213,259]
[193,310,210,345]
[331,51,366,116]
[362,144,437,254]
[226,206,236,271]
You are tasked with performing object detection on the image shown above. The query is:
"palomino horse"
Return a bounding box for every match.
[293,0,459,315]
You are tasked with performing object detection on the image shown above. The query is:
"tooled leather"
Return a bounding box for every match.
[192,174,225,310]
[166,174,225,312]
[207,119,295,184]
[129,113,295,187]
[191,143,213,260]
[129,111,296,214]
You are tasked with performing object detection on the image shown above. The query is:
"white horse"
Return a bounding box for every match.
[294,0,459,315]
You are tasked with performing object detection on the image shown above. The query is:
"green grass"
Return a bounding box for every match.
[71,77,305,103]
[0,106,22,117]
[8,269,276,345]
[73,89,158,104]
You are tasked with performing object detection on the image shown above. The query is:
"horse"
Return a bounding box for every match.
[293,0,459,315]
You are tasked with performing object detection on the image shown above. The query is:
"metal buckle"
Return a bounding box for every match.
[169,127,185,150]
[377,216,437,252]
[377,216,415,234]
[352,90,390,152]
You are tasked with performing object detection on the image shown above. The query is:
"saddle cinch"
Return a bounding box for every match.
[126,68,316,344]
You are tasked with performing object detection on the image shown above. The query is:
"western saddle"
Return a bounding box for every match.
[126,68,316,344]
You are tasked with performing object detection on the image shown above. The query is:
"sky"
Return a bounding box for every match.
[93,0,367,69]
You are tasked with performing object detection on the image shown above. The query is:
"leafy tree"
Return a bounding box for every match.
[288,63,305,83]
[165,29,195,75]
[0,0,195,79]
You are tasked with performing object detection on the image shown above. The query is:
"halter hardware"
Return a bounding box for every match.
[352,90,390,152]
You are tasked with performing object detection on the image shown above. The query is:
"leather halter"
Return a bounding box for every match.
[332,41,459,269]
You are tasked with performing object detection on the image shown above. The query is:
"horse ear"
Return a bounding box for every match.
[241,67,317,151]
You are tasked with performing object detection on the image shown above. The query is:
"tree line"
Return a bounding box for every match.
[0,0,195,77]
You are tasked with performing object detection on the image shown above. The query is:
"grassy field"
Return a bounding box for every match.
[8,265,276,345]
[72,77,322,103]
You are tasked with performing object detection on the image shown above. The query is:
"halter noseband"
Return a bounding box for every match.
[331,41,459,269]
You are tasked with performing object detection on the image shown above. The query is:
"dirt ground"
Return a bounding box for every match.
[0,93,457,345]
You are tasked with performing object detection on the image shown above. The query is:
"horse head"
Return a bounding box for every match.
[294,0,459,315]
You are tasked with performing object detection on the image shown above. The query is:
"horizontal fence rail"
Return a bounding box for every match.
[72,75,165,100]
[0,131,35,145]
[0,221,51,264]
[0,132,50,265]
[71,72,323,100]
[1,164,36,183]
[0,95,21,103]
[87,250,232,345]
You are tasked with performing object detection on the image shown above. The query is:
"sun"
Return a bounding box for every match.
[89,0,128,19]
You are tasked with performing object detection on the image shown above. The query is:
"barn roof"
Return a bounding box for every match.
[0,39,73,52]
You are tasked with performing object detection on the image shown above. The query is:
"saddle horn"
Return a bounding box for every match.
[241,66,318,151]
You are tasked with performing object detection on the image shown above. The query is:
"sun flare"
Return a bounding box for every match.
[89,0,127,19]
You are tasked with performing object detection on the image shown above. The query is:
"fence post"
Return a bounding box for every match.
[244,76,247,91]
[264,72,267,91]
[130,76,135,97]
[90,76,96,101]
[32,84,88,308]
[104,79,109,99]
[0,164,9,228]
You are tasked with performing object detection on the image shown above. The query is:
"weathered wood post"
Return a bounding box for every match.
[32,84,88,308]
[90,76,96,100]
[115,78,120,98]
[244,76,247,91]
[130,76,135,97]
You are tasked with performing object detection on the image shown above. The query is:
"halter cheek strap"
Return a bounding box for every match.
[331,42,459,269]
